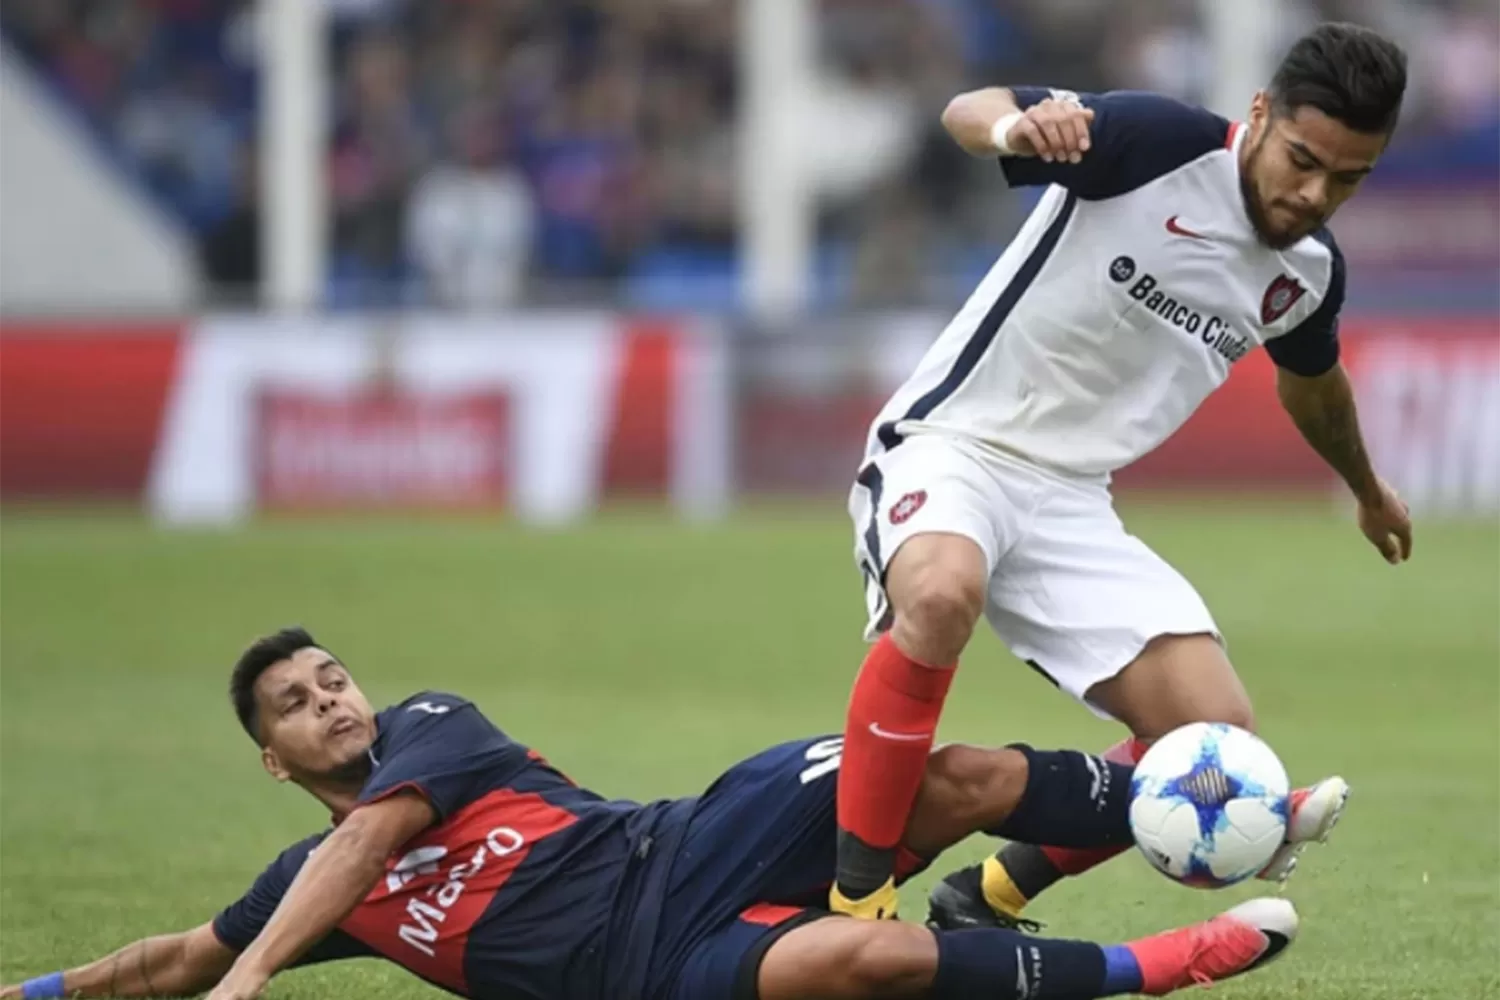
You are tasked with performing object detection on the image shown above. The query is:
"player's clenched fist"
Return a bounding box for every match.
[997,97,1095,164]
[1356,476,1413,564]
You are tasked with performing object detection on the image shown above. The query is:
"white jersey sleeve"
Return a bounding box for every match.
[1263,229,1345,377]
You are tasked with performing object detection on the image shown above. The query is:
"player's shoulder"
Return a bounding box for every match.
[1006,88,1234,201]
[374,691,494,747]
[1090,90,1229,138]
[1013,86,1230,147]
[1284,226,1345,296]
[1302,226,1343,263]
[1089,91,1233,189]
[387,690,475,716]
[1262,226,1346,360]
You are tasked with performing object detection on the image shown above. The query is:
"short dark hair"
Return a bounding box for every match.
[231,627,328,743]
[1269,22,1408,135]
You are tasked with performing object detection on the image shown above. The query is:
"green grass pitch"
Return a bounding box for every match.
[2,502,1496,998]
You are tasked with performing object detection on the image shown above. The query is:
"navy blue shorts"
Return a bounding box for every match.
[645,736,929,1000]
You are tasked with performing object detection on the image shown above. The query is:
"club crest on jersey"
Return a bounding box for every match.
[1261,275,1306,325]
[889,491,927,526]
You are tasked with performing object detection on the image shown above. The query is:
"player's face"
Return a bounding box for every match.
[253,648,378,784]
[1241,92,1384,250]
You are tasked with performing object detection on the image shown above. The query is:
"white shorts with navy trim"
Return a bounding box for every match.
[848,435,1221,719]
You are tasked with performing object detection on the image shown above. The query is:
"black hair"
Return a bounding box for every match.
[1269,22,1408,135]
[231,627,329,743]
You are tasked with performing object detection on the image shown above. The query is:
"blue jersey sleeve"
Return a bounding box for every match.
[359,693,517,821]
[1000,88,1230,200]
[211,835,375,964]
[1265,230,1344,377]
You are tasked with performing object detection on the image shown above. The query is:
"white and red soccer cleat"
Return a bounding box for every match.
[1258,776,1350,883]
[1129,898,1299,995]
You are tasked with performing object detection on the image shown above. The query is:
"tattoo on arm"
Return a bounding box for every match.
[1280,367,1378,501]
[1307,396,1369,477]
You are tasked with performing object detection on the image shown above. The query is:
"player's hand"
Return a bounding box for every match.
[0,984,22,998]
[1004,97,1096,163]
[1357,477,1412,564]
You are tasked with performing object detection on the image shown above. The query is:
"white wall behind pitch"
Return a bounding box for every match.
[0,44,200,314]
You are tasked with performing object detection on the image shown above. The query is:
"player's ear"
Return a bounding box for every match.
[1248,90,1271,129]
[261,746,291,782]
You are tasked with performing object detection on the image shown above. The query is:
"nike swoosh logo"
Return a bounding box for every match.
[1166,215,1210,240]
[868,722,932,742]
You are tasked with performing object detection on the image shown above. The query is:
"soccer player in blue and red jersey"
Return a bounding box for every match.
[6,628,1300,1000]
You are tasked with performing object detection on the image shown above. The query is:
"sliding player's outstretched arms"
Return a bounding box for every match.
[1,924,236,998]
[202,791,433,1000]
[4,789,437,1000]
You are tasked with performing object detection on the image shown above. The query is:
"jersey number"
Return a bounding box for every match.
[798,738,844,785]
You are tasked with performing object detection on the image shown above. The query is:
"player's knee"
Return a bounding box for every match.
[759,919,937,997]
[921,744,1028,828]
[890,562,985,647]
[1100,635,1257,740]
[841,924,937,994]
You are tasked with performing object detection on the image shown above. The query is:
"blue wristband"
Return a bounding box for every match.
[22,972,65,999]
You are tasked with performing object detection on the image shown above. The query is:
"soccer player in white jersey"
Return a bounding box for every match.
[828,22,1414,925]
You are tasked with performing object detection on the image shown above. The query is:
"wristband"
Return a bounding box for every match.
[22,972,66,999]
[990,111,1025,156]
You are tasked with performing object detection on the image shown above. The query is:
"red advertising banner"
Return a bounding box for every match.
[733,318,1500,507]
[253,387,511,511]
[0,324,182,497]
[1346,323,1500,514]
[737,390,882,495]
[1,316,1491,515]
[1112,350,1326,489]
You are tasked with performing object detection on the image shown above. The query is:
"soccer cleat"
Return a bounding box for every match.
[1258,776,1350,883]
[829,877,900,920]
[1129,897,1299,995]
[925,865,1043,933]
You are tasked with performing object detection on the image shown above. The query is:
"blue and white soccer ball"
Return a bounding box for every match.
[1129,722,1291,889]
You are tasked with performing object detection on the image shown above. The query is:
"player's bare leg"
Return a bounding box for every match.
[939,634,1348,929]
[1086,633,1256,737]
[756,895,1300,999]
[832,533,986,919]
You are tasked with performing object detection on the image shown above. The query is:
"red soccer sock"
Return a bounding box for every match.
[1038,736,1149,875]
[836,634,956,859]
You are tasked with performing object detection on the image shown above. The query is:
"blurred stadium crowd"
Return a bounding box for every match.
[3,0,1497,310]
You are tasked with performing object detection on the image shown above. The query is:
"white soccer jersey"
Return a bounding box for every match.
[868,88,1347,477]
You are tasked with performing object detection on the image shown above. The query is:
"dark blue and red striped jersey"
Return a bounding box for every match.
[212,692,692,1000]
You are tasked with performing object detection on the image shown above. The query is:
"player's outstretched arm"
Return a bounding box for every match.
[204,791,434,1000]
[1276,364,1412,563]
[0,923,235,999]
[941,87,1094,163]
